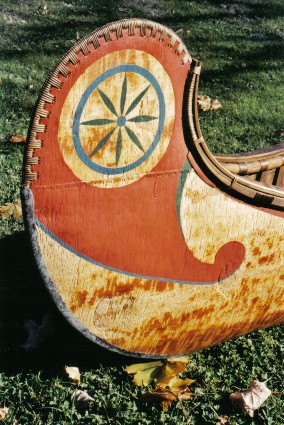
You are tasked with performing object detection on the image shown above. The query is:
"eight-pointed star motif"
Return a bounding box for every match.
[80,73,157,165]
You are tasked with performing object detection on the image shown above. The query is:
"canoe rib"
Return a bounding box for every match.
[216,147,284,187]
[186,60,284,209]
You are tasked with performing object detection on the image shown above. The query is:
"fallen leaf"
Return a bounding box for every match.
[21,313,53,350]
[0,407,9,421]
[132,366,162,386]
[141,388,178,411]
[40,3,49,16]
[65,366,81,385]
[124,361,163,386]
[126,356,193,411]
[230,380,271,417]
[124,360,163,374]
[197,95,222,112]
[125,356,191,389]
[9,134,26,143]
[141,387,193,411]
[177,388,193,401]
[0,201,22,219]
[216,415,230,425]
[274,129,284,138]
[125,356,190,388]
[167,376,195,392]
[71,390,95,409]
[156,356,190,388]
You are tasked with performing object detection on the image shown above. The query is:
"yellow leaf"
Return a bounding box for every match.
[197,95,222,112]
[124,361,163,386]
[133,366,162,386]
[167,376,194,392]
[133,356,193,411]
[230,380,271,417]
[0,201,22,219]
[9,134,26,143]
[124,361,162,374]
[124,356,190,388]
[156,356,190,387]
[167,355,190,364]
[65,366,81,384]
[0,407,9,421]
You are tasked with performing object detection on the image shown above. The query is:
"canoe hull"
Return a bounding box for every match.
[23,19,284,357]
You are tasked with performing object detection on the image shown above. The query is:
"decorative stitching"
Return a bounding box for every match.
[33,168,192,192]
[23,18,192,188]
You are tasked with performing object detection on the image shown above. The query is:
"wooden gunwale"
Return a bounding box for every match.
[187,61,284,209]
[218,155,284,176]
[216,143,284,162]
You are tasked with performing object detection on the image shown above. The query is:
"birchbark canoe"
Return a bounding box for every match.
[22,19,284,357]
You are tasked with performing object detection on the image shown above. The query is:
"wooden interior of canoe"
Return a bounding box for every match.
[216,143,284,187]
[186,61,284,209]
[22,18,284,358]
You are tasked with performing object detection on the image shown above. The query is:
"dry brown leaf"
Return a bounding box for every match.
[216,415,230,425]
[71,390,95,410]
[197,95,222,112]
[274,129,284,138]
[177,388,193,401]
[0,201,22,219]
[141,387,193,411]
[65,366,81,385]
[141,388,178,411]
[0,407,9,421]
[40,3,49,16]
[230,380,271,417]
[9,134,26,143]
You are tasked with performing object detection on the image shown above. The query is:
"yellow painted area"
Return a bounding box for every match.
[58,50,175,188]
[35,170,284,355]
[180,170,284,265]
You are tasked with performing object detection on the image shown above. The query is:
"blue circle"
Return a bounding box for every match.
[117,116,126,127]
[72,65,165,175]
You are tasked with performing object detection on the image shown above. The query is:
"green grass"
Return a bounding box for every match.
[0,327,283,424]
[0,0,283,424]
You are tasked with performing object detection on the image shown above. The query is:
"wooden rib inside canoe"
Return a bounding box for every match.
[217,145,284,187]
[22,19,284,358]
[186,61,284,208]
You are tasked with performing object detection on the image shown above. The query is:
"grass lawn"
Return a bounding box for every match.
[0,0,283,423]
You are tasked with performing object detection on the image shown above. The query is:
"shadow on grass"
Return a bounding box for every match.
[0,231,132,376]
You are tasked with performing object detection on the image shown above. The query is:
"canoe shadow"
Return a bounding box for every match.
[0,231,132,376]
